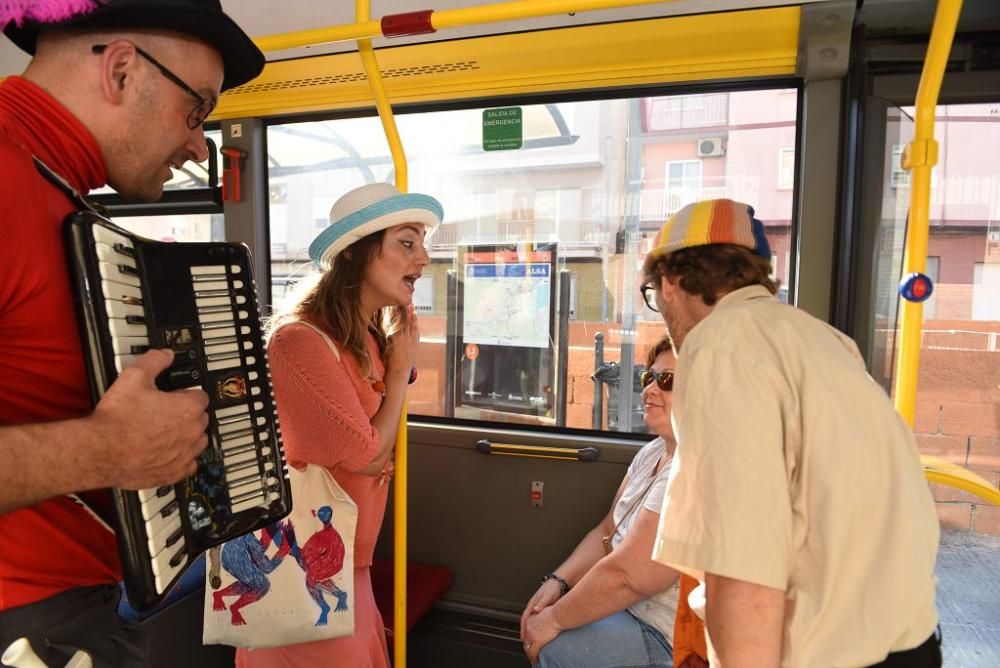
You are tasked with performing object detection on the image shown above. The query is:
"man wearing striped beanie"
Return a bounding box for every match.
[643,200,941,668]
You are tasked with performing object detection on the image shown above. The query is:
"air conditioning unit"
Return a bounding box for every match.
[697,137,725,157]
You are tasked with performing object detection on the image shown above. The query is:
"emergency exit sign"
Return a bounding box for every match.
[482,107,522,151]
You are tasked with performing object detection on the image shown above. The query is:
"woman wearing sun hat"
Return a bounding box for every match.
[237,183,441,668]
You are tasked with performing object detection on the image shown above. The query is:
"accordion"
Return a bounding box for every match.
[64,209,292,611]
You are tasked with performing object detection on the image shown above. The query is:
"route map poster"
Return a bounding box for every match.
[456,243,557,418]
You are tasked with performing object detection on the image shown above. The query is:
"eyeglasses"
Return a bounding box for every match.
[92,44,216,130]
[640,369,674,392]
[640,282,659,312]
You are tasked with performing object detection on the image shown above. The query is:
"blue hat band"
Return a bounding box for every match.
[309,193,443,266]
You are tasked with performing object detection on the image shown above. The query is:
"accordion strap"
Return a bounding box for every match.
[32,155,109,217]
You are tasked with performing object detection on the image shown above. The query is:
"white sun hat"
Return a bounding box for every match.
[308,183,443,270]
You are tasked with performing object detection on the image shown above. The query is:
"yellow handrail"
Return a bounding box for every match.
[255,0,675,52]
[891,0,961,425]
[355,1,411,665]
[922,455,1000,507]
[889,1,998,507]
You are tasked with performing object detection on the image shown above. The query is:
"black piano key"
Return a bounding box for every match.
[130,344,150,354]
[165,527,184,549]
[113,242,135,257]
[168,545,185,568]
[159,499,178,519]
[118,264,139,276]
[125,315,146,325]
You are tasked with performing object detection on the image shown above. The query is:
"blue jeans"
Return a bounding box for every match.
[537,609,673,668]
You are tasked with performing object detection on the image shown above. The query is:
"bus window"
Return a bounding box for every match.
[871,102,1000,532]
[266,88,799,433]
[91,129,225,242]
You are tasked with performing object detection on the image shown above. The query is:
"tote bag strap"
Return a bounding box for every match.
[272,319,341,362]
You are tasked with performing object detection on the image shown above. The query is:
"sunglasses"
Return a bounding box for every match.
[92,43,216,130]
[640,369,674,391]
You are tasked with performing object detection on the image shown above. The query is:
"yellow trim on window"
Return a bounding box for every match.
[212,6,800,120]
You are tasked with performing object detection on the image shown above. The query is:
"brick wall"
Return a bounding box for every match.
[913,321,1000,535]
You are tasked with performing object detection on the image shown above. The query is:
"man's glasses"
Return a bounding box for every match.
[640,369,674,392]
[92,44,216,130]
[640,282,659,312]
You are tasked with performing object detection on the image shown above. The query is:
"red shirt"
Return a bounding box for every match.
[0,76,122,609]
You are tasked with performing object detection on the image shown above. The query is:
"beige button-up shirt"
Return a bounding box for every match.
[653,285,939,667]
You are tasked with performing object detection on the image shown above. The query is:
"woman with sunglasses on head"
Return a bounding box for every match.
[520,334,681,668]
[235,183,440,668]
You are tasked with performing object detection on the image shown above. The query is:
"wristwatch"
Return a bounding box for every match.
[541,573,570,597]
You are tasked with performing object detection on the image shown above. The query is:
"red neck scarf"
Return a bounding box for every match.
[0,75,106,194]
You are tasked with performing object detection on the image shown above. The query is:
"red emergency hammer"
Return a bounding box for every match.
[220,146,248,202]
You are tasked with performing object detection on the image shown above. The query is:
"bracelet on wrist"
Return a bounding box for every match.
[541,573,570,597]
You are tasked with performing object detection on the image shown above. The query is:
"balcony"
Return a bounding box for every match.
[646,94,729,131]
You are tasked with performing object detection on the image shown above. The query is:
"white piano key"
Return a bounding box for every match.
[193,288,231,298]
[230,491,267,515]
[114,354,140,372]
[196,295,246,307]
[204,342,239,356]
[152,548,188,593]
[111,336,149,355]
[95,243,137,268]
[226,459,260,476]
[223,449,258,467]
[107,319,148,338]
[192,279,243,291]
[219,414,252,429]
[253,401,264,412]
[236,310,250,320]
[104,299,144,320]
[228,475,265,494]
[248,371,259,381]
[143,498,180,539]
[138,485,173,504]
[230,265,242,274]
[93,224,133,250]
[202,325,237,339]
[145,514,184,556]
[219,418,252,435]
[197,311,235,324]
[101,280,142,303]
[206,358,240,372]
[245,356,257,366]
[98,262,141,287]
[242,341,253,350]
[220,432,255,448]
[241,326,252,335]
[190,265,227,275]
[250,386,262,396]
[141,489,176,522]
[216,404,251,420]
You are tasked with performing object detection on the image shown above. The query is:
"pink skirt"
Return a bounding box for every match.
[235,566,390,668]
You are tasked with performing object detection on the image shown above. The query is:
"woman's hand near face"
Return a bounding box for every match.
[386,305,419,379]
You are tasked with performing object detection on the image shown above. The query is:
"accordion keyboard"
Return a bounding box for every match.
[67,213,291,609]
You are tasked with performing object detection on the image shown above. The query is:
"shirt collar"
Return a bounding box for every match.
[713,284,776,312]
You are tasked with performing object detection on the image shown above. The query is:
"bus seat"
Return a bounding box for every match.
[371,559,454,636]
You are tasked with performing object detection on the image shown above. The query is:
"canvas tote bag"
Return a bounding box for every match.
[203,321,359,648]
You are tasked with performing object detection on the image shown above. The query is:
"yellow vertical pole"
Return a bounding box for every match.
[355,1,409,666]
[892,0,962,425]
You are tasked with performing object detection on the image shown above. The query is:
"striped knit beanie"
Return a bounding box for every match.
[645,199,772,268]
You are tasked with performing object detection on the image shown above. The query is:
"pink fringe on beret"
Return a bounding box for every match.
[1,0,99,27]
